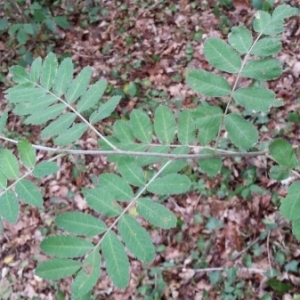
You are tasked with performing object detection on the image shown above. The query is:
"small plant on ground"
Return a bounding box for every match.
[0,4,299,298]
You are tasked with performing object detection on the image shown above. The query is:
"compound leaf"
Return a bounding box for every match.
[40,52,58,90]
[77,79,107,113]
[270,139,297,169]
[0,149,19,179]
[136,198,177,229]
[101,231,129,289]
[233,87,277,112]
[204,38,241,73]
[40,235,94,258]
[15,179,43,207]
[36,258,82,280]
[98,173,134,201]
[228,25,253,54]
[65,66,91,104]
[154,105,176,144]
[147,173,191,195]
[83,188,122,217]
[178,109,195,145]
[55,212,107,236]
[89,95,121,123]
[72,250,101,297]
[41,112,76,139]
[118,214,155,263]
[54,123,88,146]
[0,191,19,223]
[242,58,282,81]
[130,109,153,143]
[186,70,231,97]
[225,113,258,150]
[17,139,36,168]
[53,57,74,97]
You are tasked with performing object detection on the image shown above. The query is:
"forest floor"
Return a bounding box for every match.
[0,0,300,299]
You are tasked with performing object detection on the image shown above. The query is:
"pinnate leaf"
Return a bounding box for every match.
[204,38,241,73]
[228,25,253,54]
[154,105,176,144]
[36,259,82,280]
[40,235,94,258]
[15,179,43,207]
[72,250,101,297]
[186,70,231,97]
[270,139,297,169]
[118,214,155,263]
[0,191,19,223]
[17,139,36,168]
[147,173,191,195]
[83,188,122,217]
[55,212,107,236]
[101,231,129,289]
[0,149,19,179]
[225,113,258,150]
[98,173,134,201]
[136,198,177,229]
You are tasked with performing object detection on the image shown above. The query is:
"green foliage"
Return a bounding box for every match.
[0,4,299,298]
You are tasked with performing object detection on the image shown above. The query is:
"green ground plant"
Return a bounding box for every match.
[0,4,299,299]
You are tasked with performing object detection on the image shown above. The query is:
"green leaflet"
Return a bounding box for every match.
[40,52,58,90]
[54,123,88,146]
[199,149,222,177]
[136,145,169,167]
[55,212,107,236]
[36,259,82,280]
[154,105,176,144]
[9,65,30,84]
[98,173,133,201]
[41,112,76,139]
[32,161,59,178]
[101,231,129,289]
[72,250,101,297]
[0,149,19,179]
[130,109,153,143]
[6,87,46,103]
[40,235,94,258]
[136,198,177,229]
[53,57,74,97]
[225,113,258,150]
[0,111,8,134]
[24,103,65,125]
[15,179,43,207]
[29,57,42,82]
[89,95,121,123]
[147,173,191,195]
[82,187,122,217]
[228,25,252,54]
[17,139,36,168]
[77,79,107,113]
[177,109,195,145]
[232,87,277,113]
[280,182,300,222]
[65,66,91,104]
[204,38,241,73]
[118,214,155,263]
[270,139,297,169]
[250,37,282,57]
[0,191,19,223]
[0,170,7,189]
[117,157,145,186]
[161,146,188,176]
[113,120,135,143]
[186,69,231,97]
